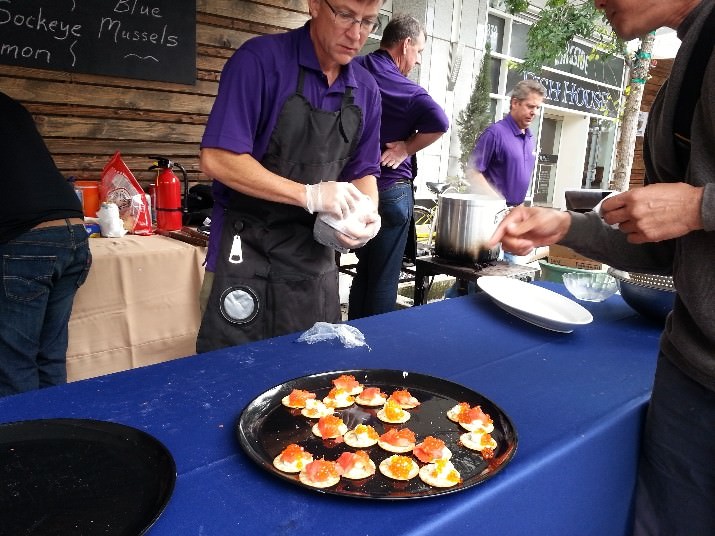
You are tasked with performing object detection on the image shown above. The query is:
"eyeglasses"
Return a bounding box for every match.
[322,0,380,35]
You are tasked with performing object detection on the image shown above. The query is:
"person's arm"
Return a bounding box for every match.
[490,205,675,274]
[200,148,365,218]
[488,206,571,255]
[380,132,444,169]
[350,174,378,206]
[200,148,307,207]
[600,183,706,242]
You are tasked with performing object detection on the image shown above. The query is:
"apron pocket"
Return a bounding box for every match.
[268,269,340,336]
[197,275,268,352]
[219,285,261,325]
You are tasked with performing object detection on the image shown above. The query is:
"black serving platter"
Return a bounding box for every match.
[0,418,176,535]
[237,369,517,499]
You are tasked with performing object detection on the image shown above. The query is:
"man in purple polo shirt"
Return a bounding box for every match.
[469,79,546,207]
[196,0,385,352]
[446,79,545,298]
[348,14,449,319]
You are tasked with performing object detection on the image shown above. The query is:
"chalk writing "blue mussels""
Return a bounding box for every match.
[98,0,178,47]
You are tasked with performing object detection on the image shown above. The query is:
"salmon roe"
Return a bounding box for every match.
[388,456,414,479]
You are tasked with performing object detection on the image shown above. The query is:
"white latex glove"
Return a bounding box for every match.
[314,218,380,252]
[305,181,364,219]
[336,210,381,249]
[313,197,381,251]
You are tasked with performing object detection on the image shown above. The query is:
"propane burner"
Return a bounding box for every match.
[432,255,498,271]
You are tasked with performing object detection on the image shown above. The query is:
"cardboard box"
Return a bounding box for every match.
[548,245,603,271]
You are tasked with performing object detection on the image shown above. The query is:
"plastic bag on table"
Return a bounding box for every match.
[100,152,152,235]
[97,202,127,237]
[296,322,370,349]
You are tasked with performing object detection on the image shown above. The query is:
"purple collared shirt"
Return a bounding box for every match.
[471,114,536,205]
[355,50,449,190]
[201,23,382,271]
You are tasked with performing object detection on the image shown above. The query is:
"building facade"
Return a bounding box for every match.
[370,0,627,208]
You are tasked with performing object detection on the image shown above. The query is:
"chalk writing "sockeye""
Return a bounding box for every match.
[0,3,82,41]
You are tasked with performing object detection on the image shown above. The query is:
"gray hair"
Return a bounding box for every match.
[380,13,424,48]
[511,79,546,101]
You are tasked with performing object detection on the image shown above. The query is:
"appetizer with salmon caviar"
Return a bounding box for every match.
[272,443,314,473]
[379,454,419,481]
[354,386,387,407]
[331,374,364,396]
[344,424,379,448]
[460,431,497,459]
[377,427,416,453]
[388,389,420,409]
[418,459,462,488]
[322,387,354,408]
[376,398,411,424]
[281,389,316,409]
[447,402,494,433]
[300,398,334,419]
[298,458,341,488]
[412,435,452,463]
[335,450,376,479]
[446,402,471,423]
[312,414,348,439]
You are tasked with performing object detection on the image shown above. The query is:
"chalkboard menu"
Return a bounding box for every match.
[0,0,196,85]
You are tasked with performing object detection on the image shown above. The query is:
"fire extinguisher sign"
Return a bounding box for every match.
[0,0,197,85]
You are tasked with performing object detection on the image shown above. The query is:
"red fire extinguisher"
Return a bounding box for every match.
[149,156,189,231]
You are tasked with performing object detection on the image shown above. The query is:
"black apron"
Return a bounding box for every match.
[197,69,363,352]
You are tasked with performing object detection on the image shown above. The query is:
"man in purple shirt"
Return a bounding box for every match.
[470,79,545,207]
[446,79,545,298]
[196,0,385,352]
[348,14,449,319]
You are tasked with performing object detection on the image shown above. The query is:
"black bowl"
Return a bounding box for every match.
[608,269,676,322]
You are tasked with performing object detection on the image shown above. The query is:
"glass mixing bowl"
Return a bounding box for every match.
[562,271,619,302]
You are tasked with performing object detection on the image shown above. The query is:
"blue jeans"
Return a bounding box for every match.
[0,222,91,396]
[632,353,715,535]
[348,182,412,319]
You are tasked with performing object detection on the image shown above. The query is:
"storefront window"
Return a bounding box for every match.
[490,58,501,95]
[487,15,505,54]
[582,118,617,189]
[510,22,529,60]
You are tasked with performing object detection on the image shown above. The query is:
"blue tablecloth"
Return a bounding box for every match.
[0,282,662,535]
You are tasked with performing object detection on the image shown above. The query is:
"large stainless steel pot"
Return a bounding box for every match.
[434,193,507,264]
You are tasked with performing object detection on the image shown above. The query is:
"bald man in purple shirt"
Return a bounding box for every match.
[348,14,449,319]
[469,79,546,206]
[196,0,385,352]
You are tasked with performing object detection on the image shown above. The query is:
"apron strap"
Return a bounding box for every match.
[338,86,356,144]
[296,67,306,95]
